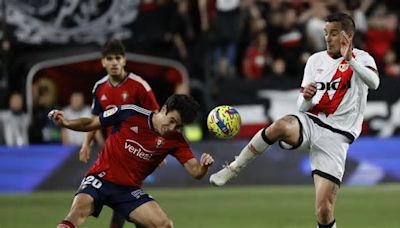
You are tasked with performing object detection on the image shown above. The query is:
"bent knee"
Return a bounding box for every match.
[268,116,299,138]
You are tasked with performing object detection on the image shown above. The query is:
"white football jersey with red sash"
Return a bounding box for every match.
[301,48,377,139]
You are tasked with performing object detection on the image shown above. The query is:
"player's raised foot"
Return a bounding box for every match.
[209,163,241,186]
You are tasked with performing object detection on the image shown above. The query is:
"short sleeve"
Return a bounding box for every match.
[357,51,377,70]
[99,106,121,127]
[171,139,195,165]
[301,55,315,88]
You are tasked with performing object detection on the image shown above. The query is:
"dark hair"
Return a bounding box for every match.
[326,12,355,33]
[101,38,126,57]
[164,94,200,124]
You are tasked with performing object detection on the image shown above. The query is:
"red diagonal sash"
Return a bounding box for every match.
[309,59,353,116]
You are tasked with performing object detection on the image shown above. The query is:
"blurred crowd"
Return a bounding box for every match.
[1,0,400,145]
[0,77,92,146]
[127,0,399,80]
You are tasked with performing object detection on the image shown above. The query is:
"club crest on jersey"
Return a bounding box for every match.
[121,91,129,101]
[155,137,165,148]
[338,63,349,72]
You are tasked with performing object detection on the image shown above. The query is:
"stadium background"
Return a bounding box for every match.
[0,0,399,227]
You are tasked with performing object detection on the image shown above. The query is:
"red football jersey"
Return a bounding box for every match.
[91,73,159,137]
[86,104,194,187]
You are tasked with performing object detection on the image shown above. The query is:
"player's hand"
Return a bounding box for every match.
[48,109,65,126]
[79,144,91,163]
[200,153,214,167]
[302,83,317,101]
[340,31,353,61]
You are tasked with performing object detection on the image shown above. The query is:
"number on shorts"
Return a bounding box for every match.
[82,175,102,189]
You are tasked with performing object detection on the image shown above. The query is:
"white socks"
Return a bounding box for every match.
[230,128,272,169]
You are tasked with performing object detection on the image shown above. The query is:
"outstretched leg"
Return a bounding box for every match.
[210,115,301,186]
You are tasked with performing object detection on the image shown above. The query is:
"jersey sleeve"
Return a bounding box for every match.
[137,84,160,111]
[98,106,121,127]
[170,139,195,165]
[91,86,103,116]
[91,96,103,116]
[357,52,377,70]
[301,55,315,88]
[130,74,160,111]
[99,105,140,127]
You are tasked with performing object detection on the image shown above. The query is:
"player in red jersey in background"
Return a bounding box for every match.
[81,38,159,163]
[210,13,379,228]
[51,94,214,228]
[80,38,160,228]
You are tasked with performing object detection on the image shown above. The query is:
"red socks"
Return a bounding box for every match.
[58,220,75,228]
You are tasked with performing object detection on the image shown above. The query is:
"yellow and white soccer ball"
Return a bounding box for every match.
[207,105,241,139]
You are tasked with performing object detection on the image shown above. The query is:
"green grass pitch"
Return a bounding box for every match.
[0,185,399,228]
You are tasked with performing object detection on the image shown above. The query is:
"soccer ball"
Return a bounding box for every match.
[207,105,241,139]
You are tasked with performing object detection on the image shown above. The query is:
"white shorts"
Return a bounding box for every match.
[288,113,351,185]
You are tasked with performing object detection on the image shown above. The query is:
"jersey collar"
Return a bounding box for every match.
[148,112,155,131]
[327,51,342,59]
[108,72,129,87]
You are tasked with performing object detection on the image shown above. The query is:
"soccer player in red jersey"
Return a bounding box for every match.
[210,13,379,228]
[51,94,214,228]
[80,38,160,228]
[80,38,159,163]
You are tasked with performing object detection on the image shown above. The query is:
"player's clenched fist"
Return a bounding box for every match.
[48,109,65,126]
[200,153,214,167]
[302,82,317,101]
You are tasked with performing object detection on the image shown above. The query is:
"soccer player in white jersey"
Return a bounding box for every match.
[210,12,379,228]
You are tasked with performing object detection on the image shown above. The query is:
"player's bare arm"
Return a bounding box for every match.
[341,31,380,89]
[184,153,214,179]
[48,109,101,132]
[79,130,96,163]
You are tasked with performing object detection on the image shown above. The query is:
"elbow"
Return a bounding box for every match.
[297,106,306,112]
[370,84,379,90]
[369,79,380,90]
[373,80,380,90]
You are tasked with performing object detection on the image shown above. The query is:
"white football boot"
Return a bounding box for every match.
[209,162,241,186]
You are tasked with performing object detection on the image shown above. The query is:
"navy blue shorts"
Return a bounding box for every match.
[76,175,154,220]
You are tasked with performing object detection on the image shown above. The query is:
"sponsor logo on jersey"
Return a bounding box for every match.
[316,80,351,91]
[100,94,107,101]
[122,91,129,101]
[124,139,154,160]
[103,106,118,117]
